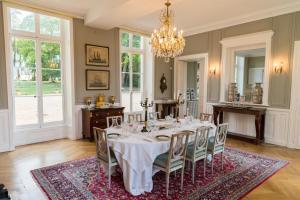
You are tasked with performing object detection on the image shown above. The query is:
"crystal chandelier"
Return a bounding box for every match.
[151,0,185,62]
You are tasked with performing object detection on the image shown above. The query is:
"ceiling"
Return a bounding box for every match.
[12,0,300,36]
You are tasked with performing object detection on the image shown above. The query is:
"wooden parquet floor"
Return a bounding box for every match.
[0,138,299,200]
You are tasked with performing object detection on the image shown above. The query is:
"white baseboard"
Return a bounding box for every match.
[14,126,69,146]
[0,109,10,152]
[75,104,85,139]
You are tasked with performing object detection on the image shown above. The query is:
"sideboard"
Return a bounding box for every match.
[82,106,125,141]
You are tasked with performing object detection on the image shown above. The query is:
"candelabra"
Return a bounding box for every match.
[140,98,154,132]
[175,93,185,123]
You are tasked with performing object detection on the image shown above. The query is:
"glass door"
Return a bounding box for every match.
[121,52,143,113]
[9,6,65,130]
[12,37,39,127]
[41,41,63,123]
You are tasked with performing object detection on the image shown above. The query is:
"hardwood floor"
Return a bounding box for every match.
[0,139,299,200]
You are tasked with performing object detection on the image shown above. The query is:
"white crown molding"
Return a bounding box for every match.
[184,1,300,37]
[1,0,84,19]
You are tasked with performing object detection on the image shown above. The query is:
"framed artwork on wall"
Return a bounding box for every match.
[85,44,109,66]
[86,69,110,90]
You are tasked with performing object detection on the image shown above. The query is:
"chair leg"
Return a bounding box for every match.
[174,169,177,177]
[203,158,206,177]
[181,165,185,190]
[221,152,224,170]
[192,162,196,184]
[166,173,170,197]
[211,155,214,176]
[108,166,111,189]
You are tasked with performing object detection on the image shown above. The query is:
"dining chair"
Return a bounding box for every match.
[135,113,143,122]
[199,113,213,122]
[93,127,118,189]
[185,126,210,183]
[127,114,135,124]
[207,123,229,175]
[153,131,190,197]
[148,111,160,120]
[106,116,122,128]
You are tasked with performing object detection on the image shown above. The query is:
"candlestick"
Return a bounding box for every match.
[175,93,185,123]
[140,98,154,132]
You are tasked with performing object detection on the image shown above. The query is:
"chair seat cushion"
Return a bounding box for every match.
[207,136,224,153]
[186,144,206,159]
[98,148,117,164]
[154,152,183,168]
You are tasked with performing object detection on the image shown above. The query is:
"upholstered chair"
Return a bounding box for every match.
[207,123,229,175]
[199,113,213,122]
[106,116,122,128]
[186,126,210,183]
[93,127,118,188]
[153,131,190,197]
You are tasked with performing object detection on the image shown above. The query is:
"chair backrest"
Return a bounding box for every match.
[135,113,143,122]
[167,131,190,168]
[149,112,160,120]
[212,123,229,154]
[191,126,210,158]
[127,114,135,124]
[93,127,111,163]
[199,113,213,122]
[106,116,122,128]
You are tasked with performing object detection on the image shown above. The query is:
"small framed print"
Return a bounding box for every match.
[86,70,110,90]
[85,44,109,66]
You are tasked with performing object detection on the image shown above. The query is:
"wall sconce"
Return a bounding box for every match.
[209,67,216,76]
[274,62,283,74]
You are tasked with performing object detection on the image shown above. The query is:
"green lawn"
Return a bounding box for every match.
[14,80,61,95]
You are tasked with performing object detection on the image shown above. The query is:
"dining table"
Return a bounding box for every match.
[105,118,216,196]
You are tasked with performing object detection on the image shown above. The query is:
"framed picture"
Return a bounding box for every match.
[85,44,109,66]
[86,70,110,90]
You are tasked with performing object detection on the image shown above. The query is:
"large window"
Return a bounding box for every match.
[8,7,65,128]
[120,31,153,113]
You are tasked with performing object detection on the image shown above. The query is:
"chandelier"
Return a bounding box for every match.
[151,0,185,62]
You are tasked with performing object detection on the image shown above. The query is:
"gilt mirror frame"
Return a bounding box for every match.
[219,30,274,106]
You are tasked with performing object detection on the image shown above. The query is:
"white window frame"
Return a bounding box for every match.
[6,5,67,130]
[120,30,147,113]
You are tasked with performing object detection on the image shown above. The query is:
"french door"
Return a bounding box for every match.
[121,52,143,113]
[11,36,64,129]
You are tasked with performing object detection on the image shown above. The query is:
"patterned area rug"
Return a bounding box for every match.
[31,148,288,200]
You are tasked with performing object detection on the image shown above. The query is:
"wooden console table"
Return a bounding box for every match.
[213,105,266,144]
[154,100,177,119]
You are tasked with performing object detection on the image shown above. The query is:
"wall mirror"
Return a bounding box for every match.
[220,31,274,106]
[234,48,265,102]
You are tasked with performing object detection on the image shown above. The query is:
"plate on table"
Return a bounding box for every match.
[107,133,121,139]
[155,135,170,141]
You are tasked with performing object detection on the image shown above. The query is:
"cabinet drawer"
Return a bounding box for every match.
[107,110,123,116]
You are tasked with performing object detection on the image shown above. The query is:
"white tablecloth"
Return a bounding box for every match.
[106,119,216,196]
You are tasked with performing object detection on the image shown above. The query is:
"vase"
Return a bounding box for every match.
[252,83,263,104]
[228,83,238,102]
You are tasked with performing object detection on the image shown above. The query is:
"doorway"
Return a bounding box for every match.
[174,53,208,118]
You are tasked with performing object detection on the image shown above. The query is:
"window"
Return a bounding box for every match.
[120,31,153,113]
[8,7,66,128]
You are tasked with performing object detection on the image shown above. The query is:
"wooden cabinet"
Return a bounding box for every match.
[82,106,125,141]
